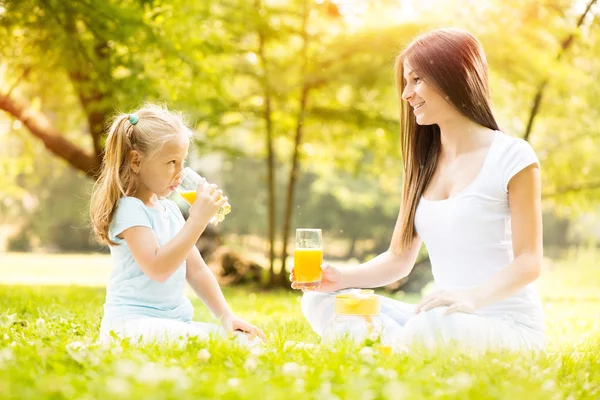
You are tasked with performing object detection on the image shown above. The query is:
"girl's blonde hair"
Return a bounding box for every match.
[90,103,192,246]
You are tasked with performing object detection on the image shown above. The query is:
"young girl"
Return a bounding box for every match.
[91,104,266,344]
[294,28,545,352]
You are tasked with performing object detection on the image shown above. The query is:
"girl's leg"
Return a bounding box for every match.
[101,318,223,344]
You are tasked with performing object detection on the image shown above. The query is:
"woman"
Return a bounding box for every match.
[294,28,544,351]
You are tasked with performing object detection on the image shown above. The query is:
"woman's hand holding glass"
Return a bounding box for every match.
[290,263,343,293]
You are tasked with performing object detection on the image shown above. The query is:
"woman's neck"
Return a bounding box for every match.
[437,116,493,160]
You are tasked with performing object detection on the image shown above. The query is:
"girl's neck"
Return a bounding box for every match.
[132,187,160,208]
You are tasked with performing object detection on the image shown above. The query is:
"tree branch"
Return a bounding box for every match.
[0,91,100,177]
[523,0,598,141]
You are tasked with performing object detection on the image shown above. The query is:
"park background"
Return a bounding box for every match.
[1,0,599,399]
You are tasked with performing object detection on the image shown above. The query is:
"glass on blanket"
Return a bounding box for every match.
[293,229,323,290]
[177,167,231,225]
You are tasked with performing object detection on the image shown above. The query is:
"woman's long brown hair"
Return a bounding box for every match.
[394,28,500,252]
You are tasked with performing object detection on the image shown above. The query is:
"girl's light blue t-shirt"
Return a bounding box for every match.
[102,196,194,323]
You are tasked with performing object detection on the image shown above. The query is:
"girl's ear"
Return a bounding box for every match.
[129,150,142,174]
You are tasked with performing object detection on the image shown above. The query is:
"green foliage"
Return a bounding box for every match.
[1,0,600,254]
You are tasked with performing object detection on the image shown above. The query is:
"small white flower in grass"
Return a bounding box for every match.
[282,362,304,377]
[359,346,375,364]
[375,367,398,380]
[228,378,240,387]
[65,341,88,364]
[197,348,211,362]
[36,318,45,328]
[250,346,265,357]
[367,330,381,342]
[453,372,473,389]
[137,363,165,384]
[284,340,298,351]
[294,378,305,391]
[111,344,123,355]
[3,334,8,340]
[164,366,191,390]
[0,348,14,367]
[244,357,258,372]
[359,346,374,356]
[115,360,139,377]
[383,381,408,399]
[107,377,131,396]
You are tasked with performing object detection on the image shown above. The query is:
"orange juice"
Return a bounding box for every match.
[293,248,322,288]
[179,190,197,205]
[178,189,231,225]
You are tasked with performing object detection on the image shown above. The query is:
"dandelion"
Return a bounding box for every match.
[36,318,46,329]
[228,378,240,387]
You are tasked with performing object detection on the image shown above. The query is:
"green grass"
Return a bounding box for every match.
[0,249,599,399]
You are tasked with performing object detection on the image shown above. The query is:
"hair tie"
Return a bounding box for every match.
[128,113,139,125]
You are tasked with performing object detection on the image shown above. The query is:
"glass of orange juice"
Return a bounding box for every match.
[177,167,231,225]
[294,228,323,290]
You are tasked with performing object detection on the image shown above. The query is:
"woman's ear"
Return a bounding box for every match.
[129,150,142,174]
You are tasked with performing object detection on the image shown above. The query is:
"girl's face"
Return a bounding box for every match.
[132,134,189,199]
[401,62,457,126]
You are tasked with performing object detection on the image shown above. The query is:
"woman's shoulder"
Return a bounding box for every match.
[494,131,537,156]
[492,131,539,190]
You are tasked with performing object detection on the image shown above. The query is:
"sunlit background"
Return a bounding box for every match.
[1,0,600,398]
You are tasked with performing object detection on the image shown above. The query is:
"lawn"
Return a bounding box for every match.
[0,249,598,399]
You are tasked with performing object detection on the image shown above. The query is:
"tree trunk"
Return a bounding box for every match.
[523,0,597,141]
[255,0,278,286]
[279,0,311,286]
[346,236,358,259]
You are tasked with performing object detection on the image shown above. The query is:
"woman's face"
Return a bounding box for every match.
[401,62,458,126]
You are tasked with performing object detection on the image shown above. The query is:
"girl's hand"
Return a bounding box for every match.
[188,180,228,223]
[290,263,343,293]
[221,313,267,342]
[415,289,481,315]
